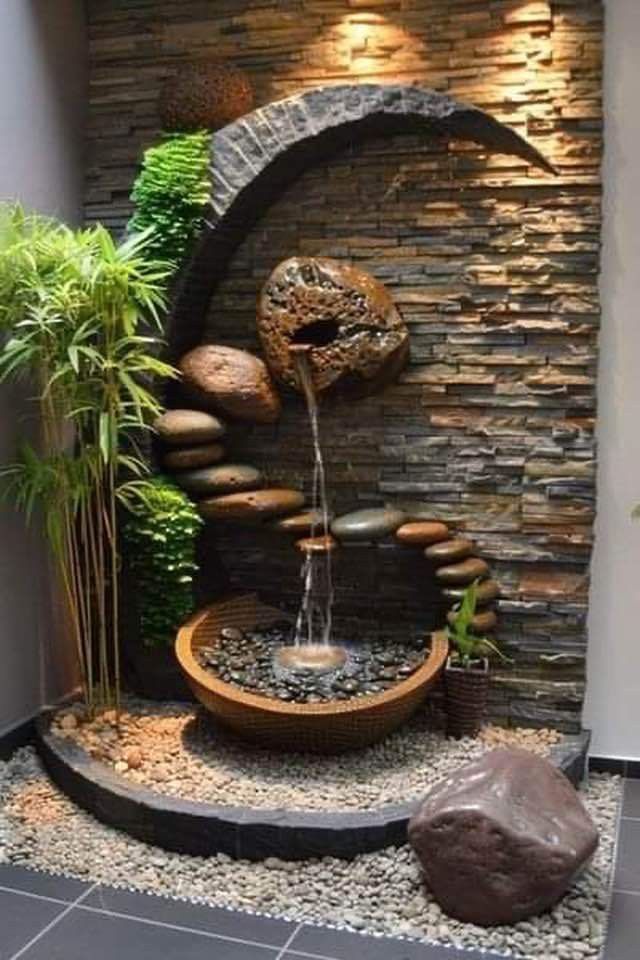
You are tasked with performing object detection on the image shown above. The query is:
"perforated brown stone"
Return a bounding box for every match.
[257,257,410,397]
[159,59,254,133]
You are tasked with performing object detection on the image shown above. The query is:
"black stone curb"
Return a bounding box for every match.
[35,712,590,861]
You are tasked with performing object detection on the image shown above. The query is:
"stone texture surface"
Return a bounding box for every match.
[199,488,305,522]
[424,538,474,563]
[395,522,450,546]
[164,443,225,471]
[179,345,281,424]
[408,747,599,926]
[436,557,490,585]
[272,510,327,535]
[155,410,226,447]
[257,257,409,396]
[159,58,253,132]
[174,464,262,497]
[85,0,603,730]
[331,508,406,541]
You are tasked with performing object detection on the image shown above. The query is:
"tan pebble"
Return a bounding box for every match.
[124,748,143,770]
[59,713,78,731]
[114,760,129,774]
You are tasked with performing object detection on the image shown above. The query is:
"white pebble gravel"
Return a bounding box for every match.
[0,746,621,960]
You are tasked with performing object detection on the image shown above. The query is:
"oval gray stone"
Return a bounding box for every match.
[174,464,263,497]
[164,443,225,471]
[155,409,226,446]
[331,507,406,542]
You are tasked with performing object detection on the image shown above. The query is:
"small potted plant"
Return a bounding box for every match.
[444,580,507,738]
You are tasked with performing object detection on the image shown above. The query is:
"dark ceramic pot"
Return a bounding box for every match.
[444,656,489,739]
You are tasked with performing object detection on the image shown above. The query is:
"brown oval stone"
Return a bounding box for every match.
[395,521,450,546]
[295,535,338,554]
[174,464,263,497]
[272,510,327,535]
[155,409,226,446]
[257,257,409,398]
[425,538,474,563]
[447,609,497,633]
[164,443,225,471]
[179,345,281,424]
[436,557,489,585]
[199,488,304,523]
[443,579,500,604]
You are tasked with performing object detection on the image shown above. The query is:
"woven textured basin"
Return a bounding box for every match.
[176,593,448,753]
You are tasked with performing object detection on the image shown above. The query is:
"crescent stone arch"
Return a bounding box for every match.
[167,83,556,360]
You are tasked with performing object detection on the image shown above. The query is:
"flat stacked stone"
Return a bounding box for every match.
[395,522,450,546]
[331,508,406,542]
[296,535,337,554]
[174,464,263,497]
[447,609,497,633]
[443,580,501,604]
[272,510,327,535]
[199,488,304,523]
[164,443,226,471]
[436,557,490,586]
[155,410,226,446]
[425,539,474,563]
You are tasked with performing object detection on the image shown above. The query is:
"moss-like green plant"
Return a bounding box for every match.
[123,477,203,648]
[129,131,211,267]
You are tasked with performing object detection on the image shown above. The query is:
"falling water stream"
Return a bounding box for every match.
[290,346,335,650]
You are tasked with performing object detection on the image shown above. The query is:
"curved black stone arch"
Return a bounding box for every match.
[167,83,556,361]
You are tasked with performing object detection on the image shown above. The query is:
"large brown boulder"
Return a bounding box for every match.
[408,748,598,926]
[179,345,281,424]
[257,257,409,398]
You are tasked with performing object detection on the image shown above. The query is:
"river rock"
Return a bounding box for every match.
[296,535,338,554]
[174,464,263,497]
[164,443,226,471]
[179,345,281,424]
[272,510,327,535]
[435,557,489,585]
[408,748,599,926]
[257,257,409,397]
[155,409,226,446]
[444,579,500,604]
[425,538,474,563]
[395,521,450,546]
[331,508,406,542]
[446,609,497,633]
[199,488,304,522]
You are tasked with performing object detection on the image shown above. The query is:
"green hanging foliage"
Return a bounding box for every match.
[129,131,211,268]
[123,477,203,648]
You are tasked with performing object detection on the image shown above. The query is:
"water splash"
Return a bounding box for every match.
[290,346,334,648]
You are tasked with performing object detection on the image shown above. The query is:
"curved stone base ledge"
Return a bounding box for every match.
[35,713,589,862]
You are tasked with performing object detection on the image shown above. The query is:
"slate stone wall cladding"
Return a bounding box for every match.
[86,0,603,731]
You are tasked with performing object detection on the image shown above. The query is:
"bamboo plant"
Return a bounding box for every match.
[0,204,177,715]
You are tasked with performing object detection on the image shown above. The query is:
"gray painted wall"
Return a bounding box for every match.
[0,0,86,734]
[585,0,640,760]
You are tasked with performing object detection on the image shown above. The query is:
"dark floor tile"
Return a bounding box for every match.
[604,892,640,960]
[288,924,503,960]
[18,908,279,960]
[82,884,297,947]
[615,819,640,892]
[622,779,640,819]
[0,864,90,903]
[0,889,65,960]
[626,761,640,781]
